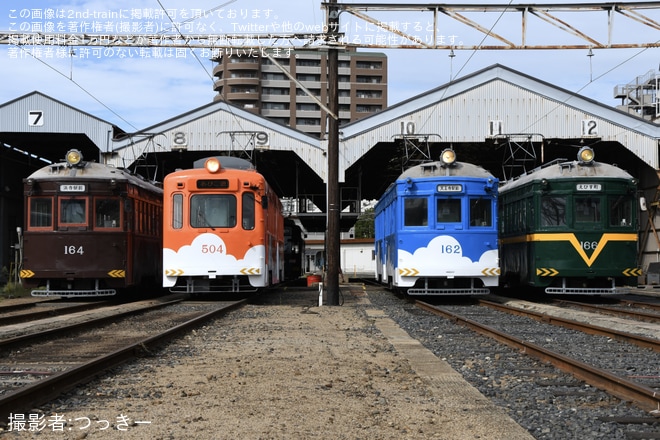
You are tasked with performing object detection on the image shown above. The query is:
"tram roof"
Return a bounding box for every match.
[398,161,495,180]
[499,160,635,192]
[27,160,162,192]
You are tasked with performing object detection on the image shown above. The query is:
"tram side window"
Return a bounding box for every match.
[404,198,428,226]
[60,198,87,225]
[609,195,633,227]
[191,194,237,228]
[437,199,461,223]
[95,198,120,228]
[172,194,183,229]
[242,192,255,230]
[575,197,601,223]
[469,198,491,227]
[541,196,566,226]
[29,197,52,228]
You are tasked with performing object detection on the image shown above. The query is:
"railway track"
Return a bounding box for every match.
[550,297,660,324]
[0,300,113,326]
[0,297,246,421]
[416,299,660,413]
[367,290,660,438]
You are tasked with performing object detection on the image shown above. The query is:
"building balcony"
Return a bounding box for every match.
[261,108,291,118]
[226,61,260,70]
[225,77,260,86]
[225,91,260,101]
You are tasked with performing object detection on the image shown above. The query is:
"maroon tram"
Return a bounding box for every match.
[19,149,163,297]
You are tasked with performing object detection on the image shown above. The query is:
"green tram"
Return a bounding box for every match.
[498,147,641,294]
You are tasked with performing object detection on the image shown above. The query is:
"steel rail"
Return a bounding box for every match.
[552,299,660,323]
[0,299,247,421]
[0,298,185,349]
[416,300,660,413]
[0,298,61,314]
[478,299,660,352]
[619,297,660,313]
[0,301,112,326]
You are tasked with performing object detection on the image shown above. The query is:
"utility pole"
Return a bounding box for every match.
[325,0,340,305]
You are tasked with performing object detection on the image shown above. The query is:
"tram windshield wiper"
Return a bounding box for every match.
[197,207,215,231]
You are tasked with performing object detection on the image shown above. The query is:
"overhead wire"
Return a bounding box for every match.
[8,45,140,131]
[416,3,660,139]
[6,1,240,134]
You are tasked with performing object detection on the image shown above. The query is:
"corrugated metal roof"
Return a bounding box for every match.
[0,91,116,153]
[3,64,659,180]
[338,64,660,170]
[109,99,327,179]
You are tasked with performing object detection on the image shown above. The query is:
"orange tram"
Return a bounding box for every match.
[162,156,285,293]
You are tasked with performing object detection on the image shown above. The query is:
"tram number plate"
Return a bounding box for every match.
[201,244,224,254]
[64,245,84,255]
[440,244,461,254]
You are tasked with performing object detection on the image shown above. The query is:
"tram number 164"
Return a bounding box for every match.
[64,245,84,255]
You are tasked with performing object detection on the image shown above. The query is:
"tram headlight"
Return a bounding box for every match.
[205,157,221,173]
[66,149,83,167]
[578,146,595,165]
[440,148,456,166]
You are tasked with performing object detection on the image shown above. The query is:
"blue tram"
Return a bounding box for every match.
[374,149,500,295]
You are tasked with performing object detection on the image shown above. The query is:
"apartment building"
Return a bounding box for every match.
[212,50,388,137]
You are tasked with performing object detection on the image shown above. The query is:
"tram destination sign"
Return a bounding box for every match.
[436,184,463,192]
[576,183,601,191]
[60,184,86,192]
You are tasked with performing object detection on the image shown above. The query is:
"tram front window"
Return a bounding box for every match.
[404,198,428,226]
[60,198,87,225]
[191,195,236,228]
[575,197,601,223]
[609,195,633,227]
[469,198,491,226]
[29,197,53,228]
[541,196,566,227]
[437,199,461,223]
[95,198,120,228]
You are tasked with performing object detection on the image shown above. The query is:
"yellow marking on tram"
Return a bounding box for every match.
[398,268,419,277]
[501,233,636,267]
[20,269,35,278]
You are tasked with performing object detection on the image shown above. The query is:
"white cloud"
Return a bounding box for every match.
[163,232,265,287]
[398,235,498,275]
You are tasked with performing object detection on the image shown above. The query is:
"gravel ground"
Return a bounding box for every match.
[2,286,658,439]
[0,286,531,440]
[368,291,660,440]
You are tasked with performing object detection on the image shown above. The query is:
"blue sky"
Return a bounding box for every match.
[2,1,659,131]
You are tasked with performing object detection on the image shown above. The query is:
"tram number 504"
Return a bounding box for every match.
[64,245,84,255]
[201,244,224,254]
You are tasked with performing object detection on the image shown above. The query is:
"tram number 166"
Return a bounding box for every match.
[580,241,599,251]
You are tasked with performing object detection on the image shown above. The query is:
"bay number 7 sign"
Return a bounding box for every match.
[28,110,44,126]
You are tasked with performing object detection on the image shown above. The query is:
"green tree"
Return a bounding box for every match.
[354,208,375,238]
